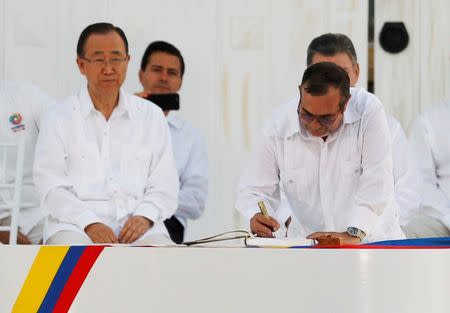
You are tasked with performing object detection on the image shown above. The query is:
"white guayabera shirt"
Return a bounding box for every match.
[236,88,405,243]
[167,114,208,227]
[0,82,54,235]
[34,87,179,242]
[410,100,450,229]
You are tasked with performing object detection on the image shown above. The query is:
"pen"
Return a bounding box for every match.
[257,201,274,237]
[257,201,270,218]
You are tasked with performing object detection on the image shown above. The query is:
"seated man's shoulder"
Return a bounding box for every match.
[349,87,383,115]
[128,93,165,119]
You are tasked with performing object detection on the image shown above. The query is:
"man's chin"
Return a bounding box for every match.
[309,129,328,137]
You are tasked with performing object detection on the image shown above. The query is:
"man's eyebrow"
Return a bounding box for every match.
[90,50,125,55]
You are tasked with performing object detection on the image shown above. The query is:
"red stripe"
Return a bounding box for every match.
[314,245,450,249]
[52,246,105,313]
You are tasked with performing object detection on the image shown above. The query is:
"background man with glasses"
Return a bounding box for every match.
[34,23,179,245]
[236,62,405,244]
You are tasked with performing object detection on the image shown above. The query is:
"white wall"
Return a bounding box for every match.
[0,0,368,240]
[374,0,450,133]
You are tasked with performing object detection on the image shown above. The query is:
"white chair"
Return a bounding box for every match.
[0,137,26,244]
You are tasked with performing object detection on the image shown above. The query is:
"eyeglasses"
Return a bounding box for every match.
[297,106,342,127]
[80,55,129,67]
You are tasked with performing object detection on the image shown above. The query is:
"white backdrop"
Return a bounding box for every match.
[0,0,370,240]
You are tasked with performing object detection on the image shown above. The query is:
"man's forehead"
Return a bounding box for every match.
[84,32,126,54]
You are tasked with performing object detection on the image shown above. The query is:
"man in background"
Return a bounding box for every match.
[138,41,208,244]
[0,82,54,244]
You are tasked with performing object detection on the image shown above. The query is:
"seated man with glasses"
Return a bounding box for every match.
[34,23,179,245]
[236,62,405,244]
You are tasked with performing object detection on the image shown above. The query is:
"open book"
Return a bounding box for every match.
[184,230,314,248]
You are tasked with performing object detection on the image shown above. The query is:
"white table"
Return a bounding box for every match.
[1,246,449,313]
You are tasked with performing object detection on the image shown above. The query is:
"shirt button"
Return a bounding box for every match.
[289,180,293,183]
[287,137,291,141]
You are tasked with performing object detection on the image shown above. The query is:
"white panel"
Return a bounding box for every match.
[374,0,421,132]
[375,0,450,132]
[418,0,450,111]
[0,0,5,80]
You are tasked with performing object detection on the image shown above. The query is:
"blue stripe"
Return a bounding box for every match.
[37,246,86,313]
[367,237,450,247]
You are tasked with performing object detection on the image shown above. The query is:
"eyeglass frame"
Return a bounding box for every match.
[79,54,129,68]
[297,93,347,128]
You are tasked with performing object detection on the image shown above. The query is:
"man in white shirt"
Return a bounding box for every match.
[0,82,53,244]
[34,23,179,245]
[408,100,450,237]
[276,33,420,236]
[137,41,208,244]
[236,62,405,244]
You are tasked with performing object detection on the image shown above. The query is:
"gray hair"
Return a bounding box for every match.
[306,33,357,66]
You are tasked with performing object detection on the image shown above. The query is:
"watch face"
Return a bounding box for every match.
[347,227,358,237]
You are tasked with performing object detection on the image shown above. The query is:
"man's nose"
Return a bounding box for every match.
[159,70,169,81]
[310,117,321,129]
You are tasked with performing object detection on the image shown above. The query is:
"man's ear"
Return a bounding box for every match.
[354,63,360,82]
[138,69,144,85]
[342,95,351,111]
[76,57,86,75]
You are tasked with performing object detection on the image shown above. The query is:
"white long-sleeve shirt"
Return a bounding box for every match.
[34,87,179,242]
[410,100,450,229]
[236,87,404,242]
[167,114,208,226]
[386,115,421,226]
[0,82,54,234]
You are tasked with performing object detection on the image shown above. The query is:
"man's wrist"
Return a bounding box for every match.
[346,227,366,241]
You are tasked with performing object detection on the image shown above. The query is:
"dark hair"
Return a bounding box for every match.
[300,62,350,109]
[77,22,128,57]
[140,41,185,77]
[306,33,357,67]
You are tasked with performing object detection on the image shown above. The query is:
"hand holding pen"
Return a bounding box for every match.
[249,201,280,237]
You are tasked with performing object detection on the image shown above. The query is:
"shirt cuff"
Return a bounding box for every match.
[74,211,102,231]
[134,205,160,224]
[346,206,380,236]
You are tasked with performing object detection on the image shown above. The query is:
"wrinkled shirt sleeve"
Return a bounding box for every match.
[346,106,395,235]
[176,133,208,221]
[389,119,421,226]
[410,116,450,227]
[235,130,281,223]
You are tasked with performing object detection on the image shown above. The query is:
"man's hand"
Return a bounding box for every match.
[118,216,154,243]
[307,231,362,245]
[250,213,280,237]
[134,91,150,99]
[0,230,32,244]
[85,223,118,243]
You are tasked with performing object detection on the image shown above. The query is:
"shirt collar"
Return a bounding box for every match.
[167,113,183,129]
[342,87,361,124]
[79,86,134,120]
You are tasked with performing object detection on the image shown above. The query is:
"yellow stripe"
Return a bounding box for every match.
[12,246,70,313]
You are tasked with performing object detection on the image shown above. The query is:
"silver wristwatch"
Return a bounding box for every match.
[346,227,366,241]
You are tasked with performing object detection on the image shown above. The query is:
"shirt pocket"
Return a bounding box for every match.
[120,144,151,189]
[67,143,101,178]
[280,168,310,209]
